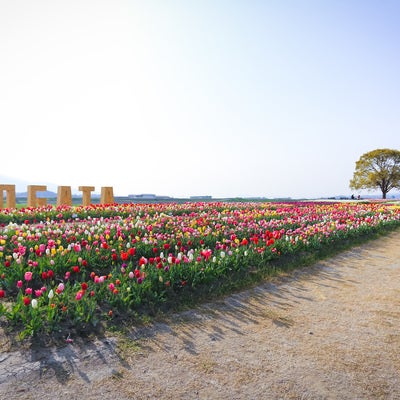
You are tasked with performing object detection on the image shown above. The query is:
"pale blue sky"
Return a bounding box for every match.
[1,0,399,198]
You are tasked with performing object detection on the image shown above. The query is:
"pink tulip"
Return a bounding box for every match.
[24,271,33,281]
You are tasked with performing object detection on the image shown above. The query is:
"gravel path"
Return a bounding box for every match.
[1,231,400,399]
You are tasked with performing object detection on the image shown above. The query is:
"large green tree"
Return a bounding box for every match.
[350,149,400,199]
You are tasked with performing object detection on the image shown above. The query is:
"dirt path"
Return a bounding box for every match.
[1,231,400,400]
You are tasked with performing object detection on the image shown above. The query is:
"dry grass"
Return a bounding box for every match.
[1,231,400,400]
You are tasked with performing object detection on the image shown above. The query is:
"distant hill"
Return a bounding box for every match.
[16,190,58,198]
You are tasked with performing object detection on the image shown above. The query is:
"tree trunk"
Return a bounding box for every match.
[382,191,387,199]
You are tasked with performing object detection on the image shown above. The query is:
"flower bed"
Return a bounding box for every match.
[1,201,399,338]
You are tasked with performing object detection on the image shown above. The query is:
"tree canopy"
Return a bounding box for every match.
[349,149,400,199]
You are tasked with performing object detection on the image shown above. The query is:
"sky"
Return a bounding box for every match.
[1,0,399,199]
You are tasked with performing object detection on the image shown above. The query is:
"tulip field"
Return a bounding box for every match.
[0,201,399,338]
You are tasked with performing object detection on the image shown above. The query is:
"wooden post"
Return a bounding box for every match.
[0,184,16,209]
[57,186,72,206]
[78,186,95,206]
[27,185,47,208]
[100,186,114,204]
[37,198,47,206]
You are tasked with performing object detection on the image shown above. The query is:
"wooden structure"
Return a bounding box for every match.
[78,186,95,206]
[100,187,114,204]
[0,183,116,208]
[57,186,72,206]
[0,184,16,209]
[27,185,47,207]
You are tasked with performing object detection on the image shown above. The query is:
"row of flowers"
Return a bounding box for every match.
[0,201,399,338]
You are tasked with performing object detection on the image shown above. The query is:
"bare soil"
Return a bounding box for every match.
[1,231,400,400]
